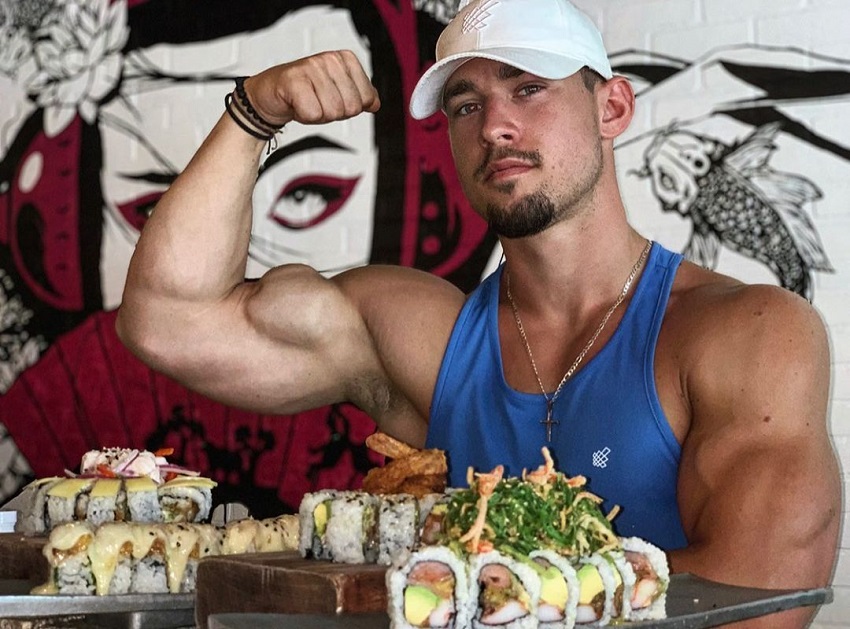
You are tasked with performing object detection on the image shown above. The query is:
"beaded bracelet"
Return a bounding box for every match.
[224,92,281,154]
[234,76,281,133]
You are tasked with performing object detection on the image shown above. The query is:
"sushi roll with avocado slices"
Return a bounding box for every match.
[469,550,540,629]
[325,491,380,564]
[572,553,620,626]
[619,537,669,620]
[378,494,419,565]
[46,478,96,527]
[529,549,579,629]
[298,489,339,559]
[387,544,470,629]
[35,521,97,595]
[157,476,215,523]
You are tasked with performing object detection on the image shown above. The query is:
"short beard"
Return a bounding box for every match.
[487,190,557,238]
[486,140,604,239]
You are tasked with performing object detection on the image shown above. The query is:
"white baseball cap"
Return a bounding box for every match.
[410,0,613,120]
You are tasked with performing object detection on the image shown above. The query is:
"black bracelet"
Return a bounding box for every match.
[234,76,280,132]
[224,93,273,141]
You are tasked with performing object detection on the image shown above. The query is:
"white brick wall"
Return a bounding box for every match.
[574,0,849,625]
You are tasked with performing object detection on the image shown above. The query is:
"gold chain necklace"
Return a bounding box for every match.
[505,239,652,442]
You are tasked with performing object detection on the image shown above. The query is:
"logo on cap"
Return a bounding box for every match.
[462,0,499,34]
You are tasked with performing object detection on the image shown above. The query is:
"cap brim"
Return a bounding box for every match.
[409,47,595,120]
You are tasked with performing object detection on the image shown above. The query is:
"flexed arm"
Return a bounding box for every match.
[116,51,384,413]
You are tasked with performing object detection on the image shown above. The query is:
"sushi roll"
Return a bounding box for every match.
[46,478,95,527]
[86,479,128,527]
[387,544,470,628]
[378,494,419,565]
[529,550,580,629]
[602,550,636,622]
[15,477,63,535]
[87,521,136,595]
[619,537,669,621]
[254,515,299,552]
[129,523,169,593]
[162,523,203,593]
[573,553,619,626]
[298,489,339,559]
[157,477,215,523]
[418,492,451,546]
[325,491,379,564]
[469,550,540,629]
[222,518,261,554]
[38,521,96,595]
[125,477,163,523]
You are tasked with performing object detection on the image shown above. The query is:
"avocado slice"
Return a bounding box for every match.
[577,563,604,605]
[404,584,441,626]
[313,501,331,536]
[540,566,568,608]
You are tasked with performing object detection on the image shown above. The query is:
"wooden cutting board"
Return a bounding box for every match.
[0,533,49,582]
[194,551,389,629]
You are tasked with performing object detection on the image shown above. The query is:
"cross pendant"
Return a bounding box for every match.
[541,399,559,442]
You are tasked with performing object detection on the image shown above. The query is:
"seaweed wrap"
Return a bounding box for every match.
[529,550,579,629]
[469,550,540,629]
[620,537,669,620]
[378,494,419,565]
[387,544,471,628]
[298,489,339,559]
[325,491,380,564]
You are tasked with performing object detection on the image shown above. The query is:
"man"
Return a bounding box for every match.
[117,0,840,626]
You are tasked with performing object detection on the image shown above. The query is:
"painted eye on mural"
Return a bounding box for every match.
[268,175,359,230]
[116,191,165,231]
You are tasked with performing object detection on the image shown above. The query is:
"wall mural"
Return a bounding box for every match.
[613,44,848,300]
[0,0,493,515]
[1,0,846,516]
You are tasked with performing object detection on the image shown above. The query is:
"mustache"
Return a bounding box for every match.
[474,148,542,180]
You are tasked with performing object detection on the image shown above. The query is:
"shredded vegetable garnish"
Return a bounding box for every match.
[440,448,621,557]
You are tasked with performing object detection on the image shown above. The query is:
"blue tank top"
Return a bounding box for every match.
[427,242,688,550]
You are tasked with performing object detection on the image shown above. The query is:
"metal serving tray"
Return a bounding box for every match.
[205,573,833,629]
[0,579,195,629]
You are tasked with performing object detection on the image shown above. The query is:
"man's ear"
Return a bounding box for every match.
[598,76,635,139]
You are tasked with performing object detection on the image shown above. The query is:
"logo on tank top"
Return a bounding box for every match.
[592,447,611,468]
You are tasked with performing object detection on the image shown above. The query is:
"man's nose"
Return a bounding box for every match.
[479,99,518,146]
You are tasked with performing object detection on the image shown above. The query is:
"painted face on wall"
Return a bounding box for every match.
[98,6,378,307]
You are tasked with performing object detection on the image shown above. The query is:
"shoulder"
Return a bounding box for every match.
[663,260,830,434]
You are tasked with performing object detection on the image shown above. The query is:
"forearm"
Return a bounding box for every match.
[125,113,264,305]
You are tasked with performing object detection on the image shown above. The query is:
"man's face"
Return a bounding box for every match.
[443,59,603,238]
[99,6,378,307]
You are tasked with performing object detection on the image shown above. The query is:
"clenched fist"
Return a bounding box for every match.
[243,50,381,128]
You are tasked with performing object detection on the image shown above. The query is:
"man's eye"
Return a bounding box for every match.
[518,85,543,97]
[453,102,479,117]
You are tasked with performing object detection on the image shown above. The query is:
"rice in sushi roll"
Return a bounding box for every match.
[125,477,163,523]
[129,523,169,593]
[86,479,128,527]
[529,549,580,629]
[324,491,379,564]
[619,537,669,621]
[298,489,339,559]
[387,544,470,628]
[157,477,214,523]
[15,477,62,535]
[378,494,419,565]
[38,521,96,595]
[46,478,95,527]
[87,521,136,595]
[469,550,540,629]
